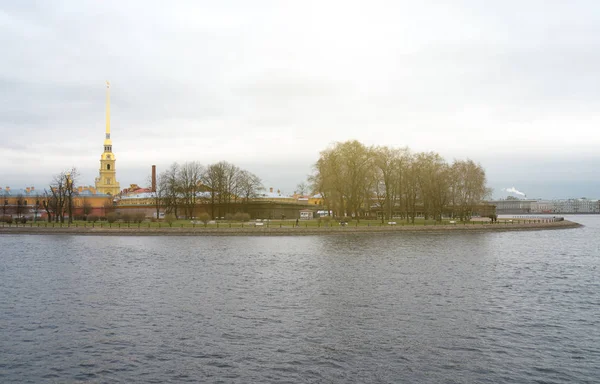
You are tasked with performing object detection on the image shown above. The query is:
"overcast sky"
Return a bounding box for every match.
[1,1,599,199]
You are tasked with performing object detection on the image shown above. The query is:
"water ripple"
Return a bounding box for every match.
[0,215,599,382]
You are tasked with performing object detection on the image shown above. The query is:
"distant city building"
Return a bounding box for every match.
[544,198,600,214]
[487,198,538,214]
[489,197,600,214]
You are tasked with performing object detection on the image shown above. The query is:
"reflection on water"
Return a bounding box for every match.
[0,216,598,382]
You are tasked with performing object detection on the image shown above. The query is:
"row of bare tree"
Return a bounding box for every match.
[309,140,491,222]
[33,141,487,223]
[153,161,263,219]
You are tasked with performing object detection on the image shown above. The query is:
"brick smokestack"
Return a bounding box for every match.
[151,165,157,192]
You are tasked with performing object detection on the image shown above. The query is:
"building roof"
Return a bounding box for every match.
[256,191,294,199]
[120,191,214,200]
[121,192,156,199]
[0,187,111,198]
[78,190,111,197]
[0,188,43,198]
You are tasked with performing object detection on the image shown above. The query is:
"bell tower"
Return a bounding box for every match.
[94,81,121,195]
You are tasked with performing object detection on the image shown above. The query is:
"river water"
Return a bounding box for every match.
[0,215,598,383]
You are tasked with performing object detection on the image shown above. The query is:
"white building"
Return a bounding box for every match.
[531,198,600,214]
[490,198,600,214]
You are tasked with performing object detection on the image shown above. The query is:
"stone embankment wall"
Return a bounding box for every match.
[0,220,581,236]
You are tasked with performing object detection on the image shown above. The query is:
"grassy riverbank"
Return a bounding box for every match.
[0,218,582,236]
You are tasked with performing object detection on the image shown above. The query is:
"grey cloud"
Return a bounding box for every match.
[1,1,600,197]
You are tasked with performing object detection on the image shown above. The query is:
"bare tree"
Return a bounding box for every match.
[103,199,115,217]
[65,168,78,224]
[221,162,241,208]
[46,168,78,223]
[312,147,345,217]
[201,161,240,218]
[178,161,204,219]
[2,195,8,218]
[295,182,308,195]
[201,162,223,219]
[33,198,41,222]
[49,173,67,223]
[15,194,25,219]
[42,190,55,222]
[238,170,263,206]
[82,197,93,218]
[450,159,489,220]
[402,156,420,223]
[162,162,181,217]
[414,152,450,221]
[312,140,372,220]
[372,146,409,222]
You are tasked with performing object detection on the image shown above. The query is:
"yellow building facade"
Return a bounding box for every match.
[94,81,121,195]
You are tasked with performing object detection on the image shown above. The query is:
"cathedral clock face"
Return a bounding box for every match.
[107,154,111,159]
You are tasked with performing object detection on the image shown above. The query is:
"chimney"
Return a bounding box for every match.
[151,165,157,192]
[269,187,273,193]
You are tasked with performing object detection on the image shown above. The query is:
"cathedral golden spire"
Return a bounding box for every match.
[96,81,120,195]
[104,81,111,147]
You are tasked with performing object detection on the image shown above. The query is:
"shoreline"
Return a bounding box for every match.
[0,220,582,236]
